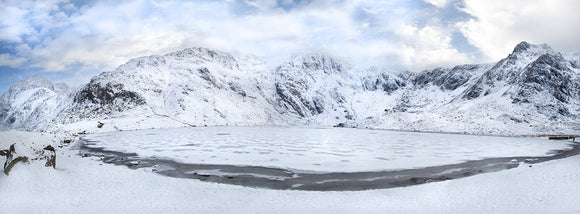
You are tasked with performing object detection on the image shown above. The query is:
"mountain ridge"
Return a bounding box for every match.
[1,42,578,136]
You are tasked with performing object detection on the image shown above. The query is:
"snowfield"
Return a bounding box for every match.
[1,130,579,213]
[82,126,573,172]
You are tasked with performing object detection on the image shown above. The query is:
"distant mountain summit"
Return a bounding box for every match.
[1,42,579,135]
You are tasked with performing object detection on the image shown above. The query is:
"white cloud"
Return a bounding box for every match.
[423,0,450,8]
[7,0,382,72]
[458,0,580,61]
[0,4,33,42]
[3,0,537,79]
[396,23,469,70]
[0,54,26,68]
[0,0,70,42]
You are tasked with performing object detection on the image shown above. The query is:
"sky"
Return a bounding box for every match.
[1,0,580,94]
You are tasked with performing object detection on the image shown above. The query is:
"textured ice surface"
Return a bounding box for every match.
[82,126,574,172]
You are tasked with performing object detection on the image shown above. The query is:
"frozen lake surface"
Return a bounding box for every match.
[81,126,573,172]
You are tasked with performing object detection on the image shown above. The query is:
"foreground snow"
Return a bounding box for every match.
[83,126,573,172]
[1,130,579,213]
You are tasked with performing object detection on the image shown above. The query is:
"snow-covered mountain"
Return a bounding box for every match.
[1,42,578,135]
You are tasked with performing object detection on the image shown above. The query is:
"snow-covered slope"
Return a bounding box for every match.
[64,48,282,127]
[364,42,580,135]
[0,77,71,131]
[274,54,407,125]
[1,42,578,135]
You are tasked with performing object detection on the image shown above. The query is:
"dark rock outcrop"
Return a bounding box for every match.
[69,80,146,119]
[413,64,482,91]
[42,145,56,169]
[512,41,532,53]
[513,53,576,103]
[435,65,479,90]
[1,144,29,175]
[363,73,406,94]
[275,55,348,117]
[74,82,144,106]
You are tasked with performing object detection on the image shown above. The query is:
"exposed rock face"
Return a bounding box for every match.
[413,64,482,91]
[436,65,480,90]
[42,145,56,169]
[512,41,532,53]
[75,82,145,105]
[72,80,145,118]
[462,42,557,100]
[363,73,406,94]
[513,53,576,103]
[274,55,350,117]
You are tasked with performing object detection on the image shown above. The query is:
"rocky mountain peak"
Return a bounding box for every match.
[165,47,240,70]
[0,77,69,108]
[512,41,532,53]
[512,52,576,104]
[5,77,56,94]
[532,53,568,70]
[302,54,347,73]
[510,41,554,57]
[279,54,349,75]
[0,77,69,129]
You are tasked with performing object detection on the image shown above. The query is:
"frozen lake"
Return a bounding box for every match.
[81,126,573,172]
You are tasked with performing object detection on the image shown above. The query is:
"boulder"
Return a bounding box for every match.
[42,145,56,169]
[1,144,29,175]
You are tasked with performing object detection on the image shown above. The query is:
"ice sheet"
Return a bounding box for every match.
[82,126,574,172]
[1,130,580,213]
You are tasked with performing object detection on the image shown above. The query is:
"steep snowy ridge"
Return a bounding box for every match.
[66,48,282,127]
[0,77,71,130]
[462,42,555,100]
[274,54,410,125]
[457,42,579,122]
[1,42,579,135]
[275,54,354,118]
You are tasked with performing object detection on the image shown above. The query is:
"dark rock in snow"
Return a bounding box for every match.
[274,54,349,117]
[363,73,406,94]
[463,82,485,100]
[74,82,145,106]
[434,65,478,90]
[512,41,531,53]
[514,53,575,103]
[228,82,247,97]
[510,54,578,124]
[1,144,29,175]
[413,64,481,91]
[69,80,146,120]
[42,145,56,169]
[198,67,220,88]
[413,68,447,87]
